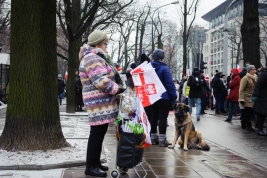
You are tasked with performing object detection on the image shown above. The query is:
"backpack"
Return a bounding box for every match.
[190,75,202,89]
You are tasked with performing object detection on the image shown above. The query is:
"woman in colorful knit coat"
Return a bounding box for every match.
[79,30,123,177]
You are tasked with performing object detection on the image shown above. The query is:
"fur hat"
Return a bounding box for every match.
[88,30,108,46]
[58,74,62,78]
[152,49,164,61]
[246,65,256,72]
[193,67,199,72]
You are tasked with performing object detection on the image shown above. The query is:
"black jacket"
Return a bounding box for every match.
[187,71,203,98]
[211,73,224,94]
[253,69,267,116]
[239,69,247,79]
[58,79,65,94]
[201,75,210,95]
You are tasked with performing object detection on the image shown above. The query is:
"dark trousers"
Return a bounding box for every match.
[151,100,170,134]
[86,123,109,168]
[257,115,265,131]
[144,105,152,123]
[242,107,253,128]
[201,94,206,113]
[213,92,222,112]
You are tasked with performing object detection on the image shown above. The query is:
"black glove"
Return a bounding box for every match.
[239,101,245,105]
[117,88,126,94]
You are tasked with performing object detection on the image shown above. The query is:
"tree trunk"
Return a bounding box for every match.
[183,0,188,75]
[0,0,70,151]
[157,34,163,49]
[241,0,261,68]
[66,40,76,113]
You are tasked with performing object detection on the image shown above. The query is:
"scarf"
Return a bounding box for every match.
[96,52,123,86]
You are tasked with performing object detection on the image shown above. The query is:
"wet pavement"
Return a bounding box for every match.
[0,101,267,177]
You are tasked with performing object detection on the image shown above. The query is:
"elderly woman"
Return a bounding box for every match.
[239,65,257,131]
[79,30,124,177]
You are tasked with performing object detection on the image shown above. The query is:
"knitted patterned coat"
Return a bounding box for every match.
[79,44,120,126]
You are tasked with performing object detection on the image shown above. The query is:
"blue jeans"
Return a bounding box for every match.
[227,101,240,120]
[188,98,201,119]
[58,92,64,105]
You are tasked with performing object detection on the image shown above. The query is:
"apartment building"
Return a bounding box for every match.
[202,0,267,78]
[201,0,244,77]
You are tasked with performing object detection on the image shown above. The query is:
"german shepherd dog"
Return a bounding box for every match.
[168,103,210,151]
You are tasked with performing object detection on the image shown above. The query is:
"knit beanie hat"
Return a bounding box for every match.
[193,67,199,72]
[246,65,256,72]
[88,30,108,46]
[58,74,62,78]
[152,49,164,61]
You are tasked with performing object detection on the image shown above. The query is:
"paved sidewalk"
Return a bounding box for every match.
[0,100,267,177]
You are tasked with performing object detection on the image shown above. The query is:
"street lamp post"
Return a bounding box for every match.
[151,1,179,53]
[222,0,239,75]
[0,42,2,53]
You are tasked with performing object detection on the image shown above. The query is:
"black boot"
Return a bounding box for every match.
[85,167,107,177]
[257,130,267,136]
[99,164,109,171]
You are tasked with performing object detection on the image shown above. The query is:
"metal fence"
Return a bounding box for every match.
[0,63,10,104]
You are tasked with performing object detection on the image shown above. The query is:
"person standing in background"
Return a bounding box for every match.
[239,65,257,131]
[58,74,65,105]
[200,70,210,115]
[75,70,84,111]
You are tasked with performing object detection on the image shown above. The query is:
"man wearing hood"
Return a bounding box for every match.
[150,49,177,147]
[187,67,203,121]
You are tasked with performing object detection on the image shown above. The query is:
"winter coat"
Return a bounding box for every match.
[211,73,225,94]
[239,68,247,79]
[253,69,267,116]
[75,78,84,105]
[58,79,65,95]
[228,68,240,102]
[79,44,120,126]
[238,73,257,108]
[151,61,177,104]
[201,75,210,95]
[187,71,203,98]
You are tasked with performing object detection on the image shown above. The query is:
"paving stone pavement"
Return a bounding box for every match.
[0,99,267,177]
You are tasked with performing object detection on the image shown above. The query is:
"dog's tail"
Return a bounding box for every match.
[200,142,210,151]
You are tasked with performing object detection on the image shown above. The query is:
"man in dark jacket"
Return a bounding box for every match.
[178,75,187,102]
[252,68,267,136]
[187,67,203,121]
[150,49,177,147]
[200,70,210,114]
[58,74,65,105]
[239,67,247,79]
[212,71,226,114]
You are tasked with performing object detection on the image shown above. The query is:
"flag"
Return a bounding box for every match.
[131,62,166,107]
[136,98,151,148]
[65,71,68,79]
[237,65,242,73]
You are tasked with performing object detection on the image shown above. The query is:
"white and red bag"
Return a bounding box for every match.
[131,61,166,107]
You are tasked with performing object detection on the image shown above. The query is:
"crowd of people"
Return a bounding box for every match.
[176,64,267,137]
[58,29,267,177]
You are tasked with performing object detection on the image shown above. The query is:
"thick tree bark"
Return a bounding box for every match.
[183,0,187,76]
[241,0,261,68]
[0,0,70,151]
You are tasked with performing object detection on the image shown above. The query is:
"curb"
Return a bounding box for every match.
[0,161,86,170]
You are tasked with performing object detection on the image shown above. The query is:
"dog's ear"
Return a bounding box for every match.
[172,102,178,110]
[184,105,190,112]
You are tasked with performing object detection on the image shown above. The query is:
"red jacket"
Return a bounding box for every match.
[228,68,240,102]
